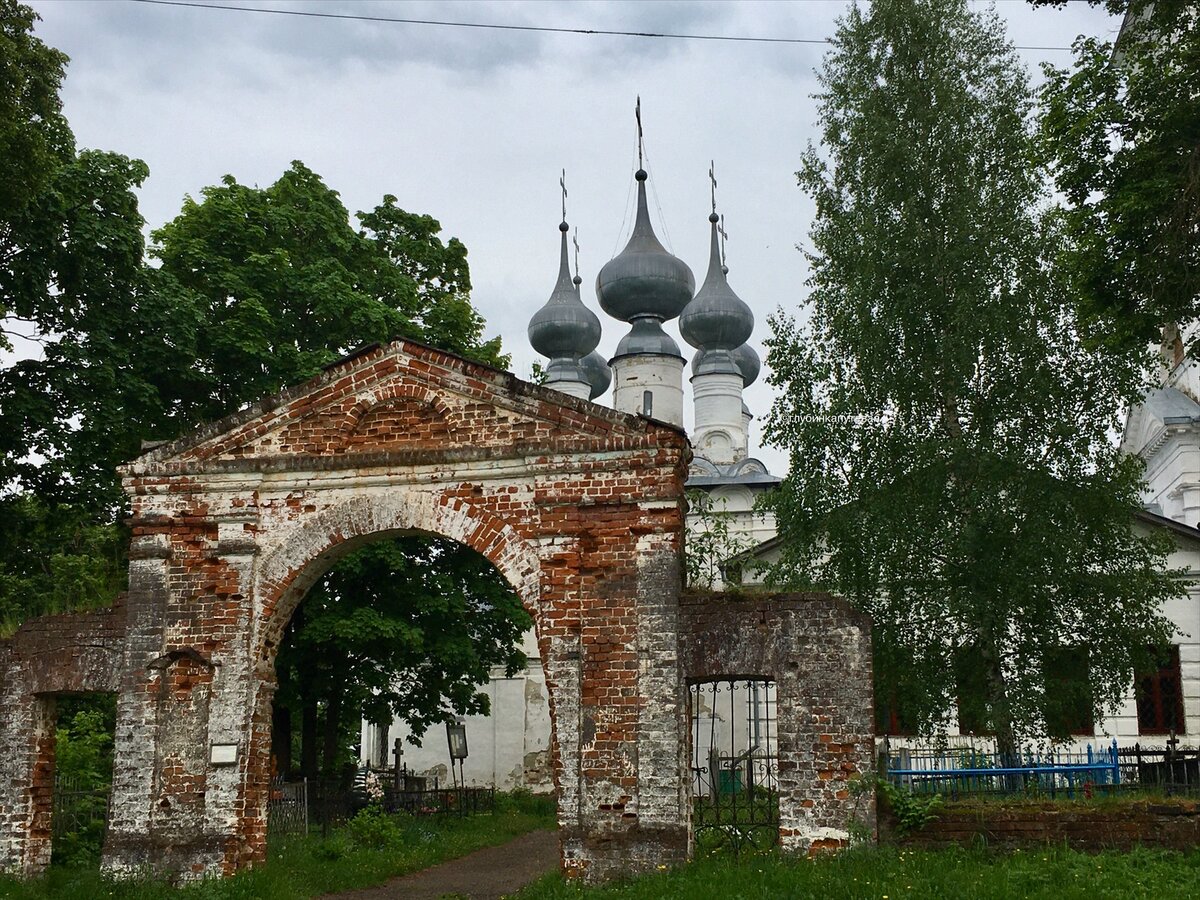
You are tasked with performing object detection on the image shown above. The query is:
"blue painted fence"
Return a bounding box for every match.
[885,739,1120,797]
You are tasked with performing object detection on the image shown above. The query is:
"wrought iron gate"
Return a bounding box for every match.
[689,678,779,855]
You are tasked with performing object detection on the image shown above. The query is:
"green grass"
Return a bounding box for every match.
[0,791,556,899]
[513,846,1200,900]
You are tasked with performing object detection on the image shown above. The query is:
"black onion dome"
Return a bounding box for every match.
[731,343,760,387]
[679,213,753,351]
[529,221,602,361]
[596,170,695,323]
[580,350,612,399]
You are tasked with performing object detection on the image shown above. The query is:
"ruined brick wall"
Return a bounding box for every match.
[679,591,875,854]
[99,339,692,883]
[0,342,879,883]
[884,798,1200,851]
[0,601,126,876]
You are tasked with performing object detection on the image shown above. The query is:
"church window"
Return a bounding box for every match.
[954,647,992,736]
[1137,645,1185,735]
[1043,647,1094,737]
[875,688,917,736]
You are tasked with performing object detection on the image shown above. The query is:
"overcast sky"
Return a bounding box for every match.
[26,0,1120,475]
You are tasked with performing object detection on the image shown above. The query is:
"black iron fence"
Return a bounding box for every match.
[51,773,110,843]
[1117,744,1200,794]
[267,774,496,836]
[51,773,111,865]
[267,778,309,836]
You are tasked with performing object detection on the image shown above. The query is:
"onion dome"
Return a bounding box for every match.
[529,221,602,361]
[691,348,740,377]
[614,317,682,358]
[596,170,695,323]
[731,343,760,387]
[580,350,612,399]
[679,213,754,352]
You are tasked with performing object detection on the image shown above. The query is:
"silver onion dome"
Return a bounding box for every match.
[580,350,612,399]
[596,170,695,323]
[679,213,754,352]
[614,317,682,358]
[691,347,741,377]
[529,221,602,361]
[731,343,761,387]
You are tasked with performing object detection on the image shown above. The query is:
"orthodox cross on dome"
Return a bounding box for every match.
[710,161,730,270]
[709,159,718,215]
[573,227,581,281]
[636,95,644,169]
[719,214,729,271]
[560,168,568,223]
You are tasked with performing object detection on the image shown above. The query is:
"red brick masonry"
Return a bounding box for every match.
[884,799,1200,851]
[0,339,875,882]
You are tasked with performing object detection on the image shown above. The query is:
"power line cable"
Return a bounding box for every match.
[127,0,1079,52]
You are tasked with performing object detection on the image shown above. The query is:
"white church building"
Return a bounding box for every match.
[360,161,780,789]
[362,166,1200,787]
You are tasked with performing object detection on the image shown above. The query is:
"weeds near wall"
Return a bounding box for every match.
[879,780,943,836]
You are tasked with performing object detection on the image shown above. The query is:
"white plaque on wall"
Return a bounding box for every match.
[210,743,239,766]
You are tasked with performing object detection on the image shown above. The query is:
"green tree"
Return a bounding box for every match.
[1038,0,1199,353]
[765,0,1180,752]
[0,3,167,629]
[0,0,72,327]
[274,537,531,778]
[0,496,126,629]
[51,693,116,866]
[148,170,522,775]
[150,163,506,424]
[0,2,525,771]
[684,490,753,590]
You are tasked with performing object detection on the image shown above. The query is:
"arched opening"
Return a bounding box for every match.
[269,532,531,787]
[248,498,555,854]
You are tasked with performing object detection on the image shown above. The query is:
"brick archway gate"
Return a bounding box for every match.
[90,339,691,881]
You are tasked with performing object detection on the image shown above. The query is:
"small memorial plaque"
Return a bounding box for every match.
[210,743,238,766]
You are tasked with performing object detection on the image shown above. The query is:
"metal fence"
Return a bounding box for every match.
[52,773,110,844]
[689,678,780,855]
[1116,744,1200,794]
[883,738,1120,798]
[267,775,496,836]
[883,737,1200,798]
[267,778,309,836]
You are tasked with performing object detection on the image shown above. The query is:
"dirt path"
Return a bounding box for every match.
[323,829,559,900]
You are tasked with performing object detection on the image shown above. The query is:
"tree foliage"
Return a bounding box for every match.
[1038,0,1199,351]
[51,693,116,866]
[275,537,531,776]
[0,0,72,308]
[0,496,126,628]
[684,490,753,590]
[0,2,524,768]
[150,164,506,425]
[765,0,1180,749]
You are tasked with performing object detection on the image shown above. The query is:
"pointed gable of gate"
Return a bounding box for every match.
[124,339,687,473]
